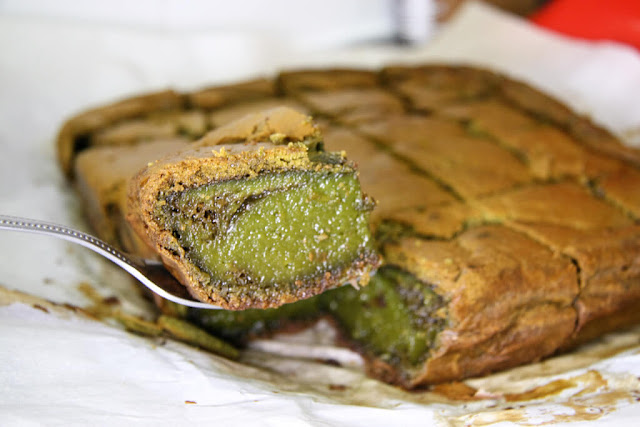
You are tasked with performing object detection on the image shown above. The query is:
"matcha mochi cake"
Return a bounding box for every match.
[58,65,640,389]
[127,108,379,309]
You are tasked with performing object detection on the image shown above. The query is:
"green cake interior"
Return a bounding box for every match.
[187,266,447,375]
[156,169,374,298]
[185,295,323,344]
[325,267,447,373]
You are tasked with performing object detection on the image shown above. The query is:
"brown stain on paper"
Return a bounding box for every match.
[504,370,607,402]
[451,370,639,426]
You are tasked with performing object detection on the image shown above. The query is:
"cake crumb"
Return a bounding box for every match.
[212,147,228,157]
[269,133,287,144]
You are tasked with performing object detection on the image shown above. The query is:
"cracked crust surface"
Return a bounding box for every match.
[58,64,640,388]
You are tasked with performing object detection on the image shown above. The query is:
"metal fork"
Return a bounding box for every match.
[0,215,221,309]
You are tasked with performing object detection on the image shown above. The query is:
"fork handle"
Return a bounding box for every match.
[0,215,137,267]
[0,215,220,309]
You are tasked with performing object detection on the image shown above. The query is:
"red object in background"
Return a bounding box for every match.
[531,0,640,50]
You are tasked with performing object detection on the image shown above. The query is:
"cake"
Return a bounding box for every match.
[57,64,640,388]
[127,108,379,310]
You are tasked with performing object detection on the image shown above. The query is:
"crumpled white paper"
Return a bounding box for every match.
[1,1,640,425]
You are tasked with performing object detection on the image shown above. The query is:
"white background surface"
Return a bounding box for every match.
[1,2,640,425]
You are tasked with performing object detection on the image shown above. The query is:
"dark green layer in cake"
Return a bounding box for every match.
[155,169,375,302]
[187,266,447,374]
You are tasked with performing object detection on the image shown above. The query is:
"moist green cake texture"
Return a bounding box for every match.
[158,170,372,292]
[186,265,447,382]
[324,267,447,375]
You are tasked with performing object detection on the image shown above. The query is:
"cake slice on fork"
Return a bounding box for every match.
[127,108,380,310]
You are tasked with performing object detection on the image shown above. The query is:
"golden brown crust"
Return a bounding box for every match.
[382,225,578,386]
[507,223,640,347]
[358,115,532,198]
[74,139,189,257]
[440,99,589,180]
[188,78,276,109]
[296,88,404,125]
[477,181,632,229]
[57,64,640,388]
[382,64,500,89]
[322,127,457,220]
[382,64,501,111]
[278,69,378,92]
[57,90,184,177]
[597,164,640,217]
[193,106,319,147]
[208,98,309,128]
[89,110,209,147]
[498,76,640,168]
[382,202,479,239]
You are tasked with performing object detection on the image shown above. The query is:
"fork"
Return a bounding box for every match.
[0,215,221,309]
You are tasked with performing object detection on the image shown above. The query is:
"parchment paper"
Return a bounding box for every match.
[1,2,640,425]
